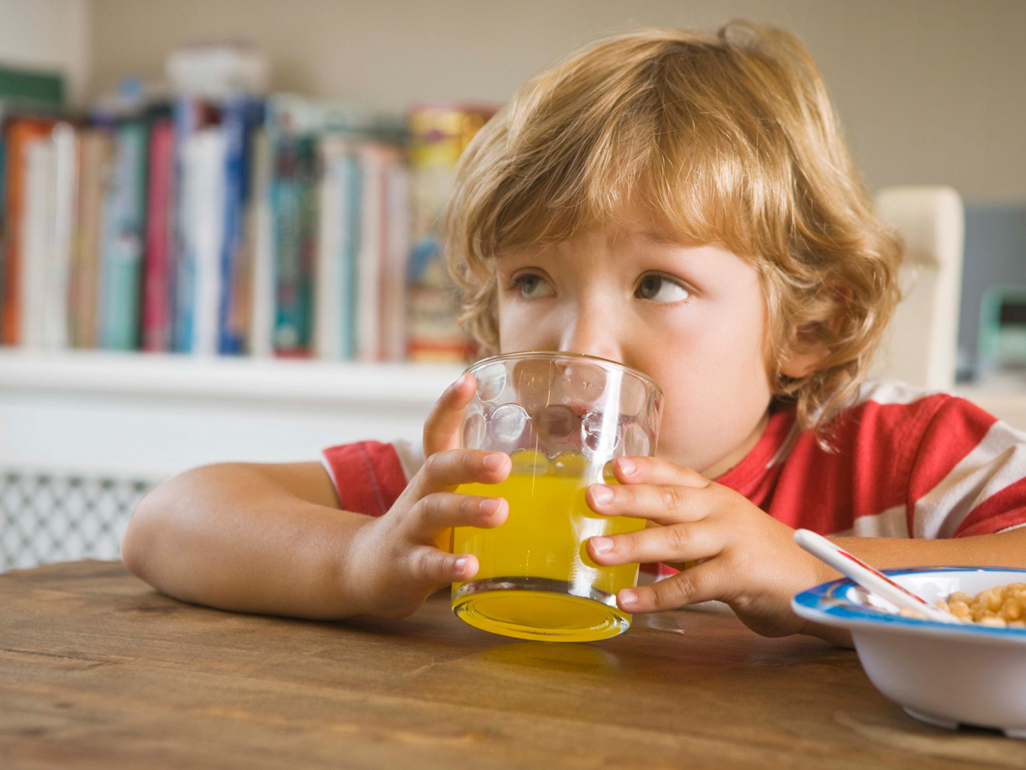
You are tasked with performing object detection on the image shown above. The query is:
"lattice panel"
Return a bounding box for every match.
[1,471,155,573]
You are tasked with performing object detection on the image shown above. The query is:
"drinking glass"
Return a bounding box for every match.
[451,351,663,642]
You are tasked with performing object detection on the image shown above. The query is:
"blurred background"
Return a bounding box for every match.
[0,0,1024,570]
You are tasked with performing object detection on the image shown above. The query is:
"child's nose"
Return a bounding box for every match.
[558,315,624,364]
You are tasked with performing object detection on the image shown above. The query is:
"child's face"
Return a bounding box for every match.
[495,213,773,478]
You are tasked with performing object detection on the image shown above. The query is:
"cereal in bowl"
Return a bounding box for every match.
[937,582,1026,628]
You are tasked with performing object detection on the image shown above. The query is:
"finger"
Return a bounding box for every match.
[587,521,721,567]
[410,492,508,540]
[423,373,478,456]
[609,456,711,489]
[405,545,479,586]
[586,482,714,525]
[616,560,722,614]
[413,448,511,496]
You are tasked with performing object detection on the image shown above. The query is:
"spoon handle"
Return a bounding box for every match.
[794,529,959,624]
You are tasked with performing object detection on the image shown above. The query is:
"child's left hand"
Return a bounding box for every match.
[585,456,831,638]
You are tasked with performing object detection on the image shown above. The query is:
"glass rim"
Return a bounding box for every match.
[464,350,664,399]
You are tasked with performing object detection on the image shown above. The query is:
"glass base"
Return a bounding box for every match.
[451,577,631,642]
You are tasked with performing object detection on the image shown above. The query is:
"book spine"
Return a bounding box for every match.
[142,119,174,352]
[337,152,361,360]
[247,128,273,357]
[98,121,147,351]
[355,144,384,362]
[218,97,261,355]
[382,158,410,361]
[44,123,77,349]
[70,130,110,349]
[186,128,226,356]
[171,98,204,353]
[1,118,55,344]
[20,137,53,348]
[271,134,316,357]
[313,139,342,360]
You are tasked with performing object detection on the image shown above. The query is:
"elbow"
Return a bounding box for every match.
[120,463,246,584]
[121,483,164,582]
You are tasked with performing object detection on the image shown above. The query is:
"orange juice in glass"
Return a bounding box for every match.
[451,352,663,642]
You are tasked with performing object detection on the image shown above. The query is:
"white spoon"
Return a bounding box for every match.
[794,529,960,624]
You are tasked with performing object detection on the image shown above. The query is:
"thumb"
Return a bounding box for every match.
[423,373,478,456]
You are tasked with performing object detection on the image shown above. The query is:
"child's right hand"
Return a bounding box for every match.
[343,374,511,619]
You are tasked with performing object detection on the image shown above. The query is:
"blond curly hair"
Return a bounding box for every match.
[442,21,903,432]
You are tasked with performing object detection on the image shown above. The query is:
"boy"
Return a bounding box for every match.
[122,22,1026,644]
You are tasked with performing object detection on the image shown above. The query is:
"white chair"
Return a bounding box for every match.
[870,186,965,390]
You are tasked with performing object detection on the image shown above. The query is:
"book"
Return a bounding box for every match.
[69,129,113,349]
[171,98,218,353]
[354,143,390,361]
[97,119,148,350]
[270,131,317,357]
[314,135,361,360]
[141,117,175,352]
[44,123,78,349]
[247,128,273,357]
[179,126,226,356]
[1,116,56,344]
[19,136,54,348]
[218,96,263,355]
[381,157,410,361]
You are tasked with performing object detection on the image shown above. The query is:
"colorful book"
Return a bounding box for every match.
[314,136,361,360]
[171,98,218,353]
[97,119,148,350]
[179,126,226,356]
[142,117,175,352]
[270,132,317,357]
[218,97,263,355]
[1,116,56,344]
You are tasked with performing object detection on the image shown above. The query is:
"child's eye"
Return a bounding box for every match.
[510,273,555,299]
[635,273,691,303]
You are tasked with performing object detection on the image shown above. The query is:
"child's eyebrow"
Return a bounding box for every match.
[637,228,697,247]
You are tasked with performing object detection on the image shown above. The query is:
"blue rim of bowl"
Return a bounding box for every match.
[792,567,1026,638]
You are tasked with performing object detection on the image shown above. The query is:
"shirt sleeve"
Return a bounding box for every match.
[321,440,415,517]
[907,396,1026,538]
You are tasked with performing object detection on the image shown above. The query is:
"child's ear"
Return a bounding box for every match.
[779,347,828,379]
[779,315,842,379]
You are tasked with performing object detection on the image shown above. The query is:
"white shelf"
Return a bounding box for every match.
[0,349,464,478]
[0,349,464,407]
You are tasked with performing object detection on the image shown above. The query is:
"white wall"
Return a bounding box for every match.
[87,0,1026,204]
[0,0,1021,200]
[0,0,90,106]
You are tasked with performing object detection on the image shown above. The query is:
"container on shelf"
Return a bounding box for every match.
[406,103,496,363]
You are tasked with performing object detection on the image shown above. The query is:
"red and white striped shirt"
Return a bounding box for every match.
[321,380,1026,555]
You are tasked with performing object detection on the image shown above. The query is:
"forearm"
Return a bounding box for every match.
[798,527,1026,647]
[828,527,1026,576]
[122,464,372,620]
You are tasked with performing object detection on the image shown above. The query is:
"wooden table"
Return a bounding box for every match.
[1,562,1023,769]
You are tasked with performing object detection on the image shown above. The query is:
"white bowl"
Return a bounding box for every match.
[792,567,1026,738]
